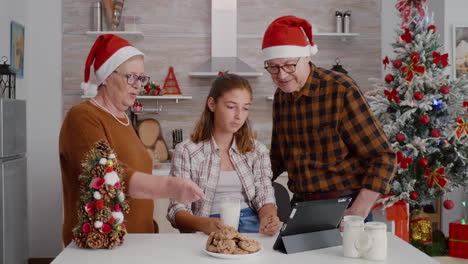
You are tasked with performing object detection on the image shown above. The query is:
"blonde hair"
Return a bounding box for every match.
[191,73,254,154]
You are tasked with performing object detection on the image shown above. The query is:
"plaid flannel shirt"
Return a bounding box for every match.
[167,137,276,228]
[270,63,396,195]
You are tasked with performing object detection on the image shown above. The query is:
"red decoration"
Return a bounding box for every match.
[131,101,143,113]
[385,74,394,83]
[384,89,400,104]
[432,52,449,68]
[444,200,454,210]
[463,101,468,108]
[449,220,468,259]
[418,158,429,167]
[439,85,450,94]
[424,167,448,189]
[397,151,413,169]
[427,25,437,33]
[401,28,413,43]
[85,202,96,215]
[162,66,182,95]
[108,217,115,224]
[419,115,430,124]
[396,133,406,142]
[373,194,409,242]
[383,56,390,70]
[409,191,419,200]
[393,59,403,69]
[413,91,424,101]
[100,223,112,234]
[143,82,164,96]
[82,223,92,234]
[396,0,427,27]
[401,52,426,82]
[105,167,113,173]
[430,128,441,138]
[455,117,468,140]
[96,199,104,209]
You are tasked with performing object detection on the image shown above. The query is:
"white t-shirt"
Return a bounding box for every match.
[210,170,250,214]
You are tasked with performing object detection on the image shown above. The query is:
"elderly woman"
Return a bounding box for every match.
[59,34,205,246]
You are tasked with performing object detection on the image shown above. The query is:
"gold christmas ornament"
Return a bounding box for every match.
[410,209,432,243]
[106,159,114,167]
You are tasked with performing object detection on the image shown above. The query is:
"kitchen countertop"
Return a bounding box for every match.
[52,233,438,264]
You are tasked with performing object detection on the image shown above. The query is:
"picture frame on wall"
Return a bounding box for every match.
[453,24,468,79]
[10,21,25,79]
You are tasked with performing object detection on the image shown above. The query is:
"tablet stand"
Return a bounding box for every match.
[274,228,342,254]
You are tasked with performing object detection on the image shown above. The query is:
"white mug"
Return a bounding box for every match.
[342,215,365,258]
[219,197,241,230]
[355,222,387,261]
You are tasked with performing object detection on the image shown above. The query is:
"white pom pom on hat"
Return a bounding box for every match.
[262,15,318,61]
[82,34,144,88]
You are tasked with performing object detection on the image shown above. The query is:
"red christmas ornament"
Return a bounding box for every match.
[385,74,394,83]
[418,158,429,167]
[419,115,430,125]
[427,25,437,33]
[393,59,403,69]
[430,128,441,138]
[439,85,451,94]
[443,199,454,210]
[413,91,424,101]
[396,133,406,142]
[409,191,419,200]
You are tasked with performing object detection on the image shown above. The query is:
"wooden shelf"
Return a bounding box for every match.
[85,31,144,38]
[81,95,192,103]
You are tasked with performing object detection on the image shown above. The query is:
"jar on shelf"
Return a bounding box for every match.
[343,10,352,33]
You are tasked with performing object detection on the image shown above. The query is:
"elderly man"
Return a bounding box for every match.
[262,16,396,220]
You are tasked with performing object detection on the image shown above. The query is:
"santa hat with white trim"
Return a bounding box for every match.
[262,15,318,61]
[81,34,144,90]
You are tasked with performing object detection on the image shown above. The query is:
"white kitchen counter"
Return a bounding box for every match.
[52,233,438,264]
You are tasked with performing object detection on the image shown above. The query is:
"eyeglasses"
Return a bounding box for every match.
[113,71,150,86]
[264,57,301,74]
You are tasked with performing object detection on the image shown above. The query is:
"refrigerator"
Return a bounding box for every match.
[0,99,27,264]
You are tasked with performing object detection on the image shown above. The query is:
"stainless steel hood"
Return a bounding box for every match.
[188,0,262,77]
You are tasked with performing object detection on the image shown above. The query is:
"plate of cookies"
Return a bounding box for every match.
[204,227,263,259]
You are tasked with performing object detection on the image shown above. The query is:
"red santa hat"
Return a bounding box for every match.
[262,15,318,61]
[81,34,143,89]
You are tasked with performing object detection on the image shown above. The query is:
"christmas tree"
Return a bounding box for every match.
[73,140,129,249]
[366,0,468,206]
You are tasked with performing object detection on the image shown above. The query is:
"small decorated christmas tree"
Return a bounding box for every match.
[73,140,129,249]
[366,0,468,206]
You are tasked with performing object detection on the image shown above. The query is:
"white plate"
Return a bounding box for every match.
[203,246,264,259]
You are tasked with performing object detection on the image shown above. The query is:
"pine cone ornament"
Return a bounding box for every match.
[96,140,111,155]
[96,207,112,222]
[86,231,108,249]
[73,140,129,249]
[73,232,88,248]
[91,165,107,178]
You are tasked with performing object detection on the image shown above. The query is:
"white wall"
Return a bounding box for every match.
[26,0,63,258]
[1,0,63,258]
[381,0,399,77]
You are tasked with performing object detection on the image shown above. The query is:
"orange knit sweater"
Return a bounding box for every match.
[59,101,154,246]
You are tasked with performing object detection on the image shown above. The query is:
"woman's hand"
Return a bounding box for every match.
[259,215,282,236]
[198,217,226,235]
[169,177,206,204]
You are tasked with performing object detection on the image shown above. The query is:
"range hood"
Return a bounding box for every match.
[188,0,262,77]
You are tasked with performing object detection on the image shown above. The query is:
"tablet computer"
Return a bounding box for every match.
[273,197,352,253]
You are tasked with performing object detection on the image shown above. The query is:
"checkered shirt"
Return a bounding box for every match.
[167,137,276,228]
[270,63,396,195]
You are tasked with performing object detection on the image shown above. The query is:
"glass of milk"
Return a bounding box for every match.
[220,197,241,230]
[355,221,387,261]
[342,215,365,258]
